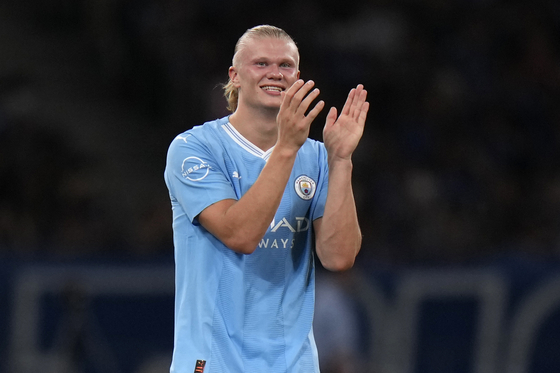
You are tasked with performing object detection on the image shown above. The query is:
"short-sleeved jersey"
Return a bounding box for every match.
[164,116,329,373]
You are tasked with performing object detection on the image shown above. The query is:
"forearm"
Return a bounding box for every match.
[200,146,297,254]
[315,158,362,271]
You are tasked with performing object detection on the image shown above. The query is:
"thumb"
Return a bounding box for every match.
[324,107,337,129]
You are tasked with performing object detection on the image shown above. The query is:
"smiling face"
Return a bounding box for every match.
[229,36,300,113]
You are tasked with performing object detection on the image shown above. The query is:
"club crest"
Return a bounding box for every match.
[295,175,316,200]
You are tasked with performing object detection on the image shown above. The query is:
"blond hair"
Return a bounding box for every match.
[223,25,298,112]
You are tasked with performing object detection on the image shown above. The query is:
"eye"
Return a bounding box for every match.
[280,63,291,68]
[256,61,267,67]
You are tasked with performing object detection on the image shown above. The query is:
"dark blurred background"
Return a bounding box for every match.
[1,0,560,372]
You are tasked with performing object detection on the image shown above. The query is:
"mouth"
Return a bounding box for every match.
[261,85,284,93]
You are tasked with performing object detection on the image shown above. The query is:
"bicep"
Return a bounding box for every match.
[197,198,237,239]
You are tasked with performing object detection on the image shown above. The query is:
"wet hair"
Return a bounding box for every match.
[222,25,299,112]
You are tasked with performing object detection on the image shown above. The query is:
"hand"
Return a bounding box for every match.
[323,84,369,161]
[276,80,325,152]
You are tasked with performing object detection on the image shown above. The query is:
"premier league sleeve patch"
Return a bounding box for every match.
[294,175,316,200]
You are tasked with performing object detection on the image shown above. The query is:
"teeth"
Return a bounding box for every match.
[262,86,282,92]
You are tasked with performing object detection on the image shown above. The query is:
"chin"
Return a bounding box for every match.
[261,105,281,114]
[260,99,282,111]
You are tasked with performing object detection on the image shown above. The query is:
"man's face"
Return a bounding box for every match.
[229,37,300,112]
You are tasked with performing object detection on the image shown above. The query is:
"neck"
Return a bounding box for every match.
[229,105,279,151]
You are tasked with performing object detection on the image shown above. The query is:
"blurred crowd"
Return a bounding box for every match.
[1,0,560,266]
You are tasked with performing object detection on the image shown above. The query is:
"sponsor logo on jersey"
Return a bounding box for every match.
[294,175,316,200]
[258,238,295,249]
[181,156,211,181]
[270,217,310,232]
[258,216,310,249]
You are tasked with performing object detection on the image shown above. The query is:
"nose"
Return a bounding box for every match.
[267,66,283,80]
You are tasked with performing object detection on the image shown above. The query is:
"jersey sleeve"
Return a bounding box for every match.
[164,133,238,223]
[310,143,329,221]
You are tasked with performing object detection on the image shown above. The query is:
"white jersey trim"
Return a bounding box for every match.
[222,122,274,160]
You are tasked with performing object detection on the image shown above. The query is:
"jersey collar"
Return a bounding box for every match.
[222,122,274,160]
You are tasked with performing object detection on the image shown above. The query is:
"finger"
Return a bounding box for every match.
[341,88,356,117]
[352,88,368,121]
[324,106,337,129]
[297,88,321,116]
[282,79,305,108]
[304,100,326,123]
[347,85,364,117]
[290,80,316,110]
[357,101,370,126]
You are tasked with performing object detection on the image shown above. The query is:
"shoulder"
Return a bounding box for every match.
[168,116,229,152]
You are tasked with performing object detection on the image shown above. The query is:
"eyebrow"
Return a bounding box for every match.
[251,56,297,65]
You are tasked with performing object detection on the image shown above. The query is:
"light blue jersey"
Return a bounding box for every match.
[164,116,328,373]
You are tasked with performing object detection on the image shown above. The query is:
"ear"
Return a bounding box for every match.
[229,66,240,88]
[297,70,300,79]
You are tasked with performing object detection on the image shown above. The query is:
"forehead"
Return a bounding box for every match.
[237,37,299,65]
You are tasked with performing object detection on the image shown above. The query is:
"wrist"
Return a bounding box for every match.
[328,154,353,168]
[273,142,300,160]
